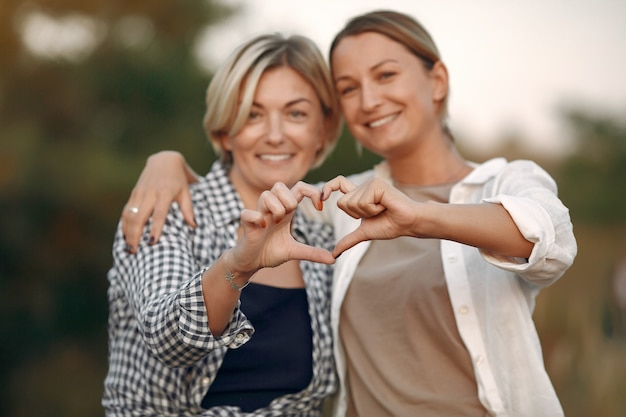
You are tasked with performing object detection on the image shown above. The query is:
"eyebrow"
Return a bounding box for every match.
[251,97,313,108]
[334,59,399,83]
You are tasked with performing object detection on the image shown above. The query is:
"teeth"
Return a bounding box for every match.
[369,114,396,128]
[260,154,291,161]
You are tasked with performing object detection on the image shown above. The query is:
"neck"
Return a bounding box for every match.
[387,138,470,186]
[227,172,261,210]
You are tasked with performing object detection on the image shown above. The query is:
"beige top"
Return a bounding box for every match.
[339,182,488,417]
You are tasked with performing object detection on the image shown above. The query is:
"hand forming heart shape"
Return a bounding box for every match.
[235,175,424,274]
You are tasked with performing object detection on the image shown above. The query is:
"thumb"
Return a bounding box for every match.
[290,242,336,265]
[332,229,368,258]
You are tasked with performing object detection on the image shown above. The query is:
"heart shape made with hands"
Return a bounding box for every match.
[245,176,411,268]
[274,176,408,261]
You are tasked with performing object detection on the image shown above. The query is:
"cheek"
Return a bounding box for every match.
[406,82,435,111]
[312,121,327,151]
[296,116,326,150]
[230,126,260,151]
[301,127,323,154]
[339,99,359,126]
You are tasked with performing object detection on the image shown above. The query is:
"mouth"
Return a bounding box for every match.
[258,153,293,162]
[366,113,399,129]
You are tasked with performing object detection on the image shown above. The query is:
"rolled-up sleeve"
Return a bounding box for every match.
[480,160,577,287]
[112,209,253,369]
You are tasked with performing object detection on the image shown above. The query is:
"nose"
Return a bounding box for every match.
[360,81,382,112]
[266,113,285,144]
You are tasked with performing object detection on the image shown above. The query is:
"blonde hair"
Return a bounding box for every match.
[203,33,342,167]
[330,10,451,136]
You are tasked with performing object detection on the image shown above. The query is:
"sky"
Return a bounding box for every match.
[196,0,626,156]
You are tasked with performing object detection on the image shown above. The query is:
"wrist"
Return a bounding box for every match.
[223,251,254,291]
[411,200,441,238]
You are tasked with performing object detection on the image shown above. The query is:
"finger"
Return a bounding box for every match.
[121,192,154,252]
[147,197,172,245]
[322,175,357,200]
[290,242,336,265]
[336,194,387,219]
[256,190,287,223]
[332,229,368,258]
[269,182,299,213]
[291,181,323,210]
[241,208,267,229]
[177,187,197,229]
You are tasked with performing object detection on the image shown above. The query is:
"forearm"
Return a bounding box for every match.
[417,201,533,259]
[113,226,214,366]
[201,250,255,336]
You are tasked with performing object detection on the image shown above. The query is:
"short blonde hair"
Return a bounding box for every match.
[203,33,342,167]
[330,10,450,134]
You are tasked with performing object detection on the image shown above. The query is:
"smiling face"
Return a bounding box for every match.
[331,31,448,160]
[221,66,325,207]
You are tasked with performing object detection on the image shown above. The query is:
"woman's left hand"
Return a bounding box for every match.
[322,175,534,260]
[321,176,422,257]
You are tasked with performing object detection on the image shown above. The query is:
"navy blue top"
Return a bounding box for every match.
[202,282,313,412]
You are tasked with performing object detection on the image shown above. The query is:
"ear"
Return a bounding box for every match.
[430,61,449,102]
[216,131,231,152]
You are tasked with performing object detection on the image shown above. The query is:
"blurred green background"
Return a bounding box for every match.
[1,1,625,416]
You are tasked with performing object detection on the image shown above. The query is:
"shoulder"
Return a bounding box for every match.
[190,161,232,200]
[187,161,242,226]
[464,158,554,184]
[495,159,558,191]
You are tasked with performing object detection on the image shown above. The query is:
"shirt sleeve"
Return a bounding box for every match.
[111,208,253,368]
[480,159,577,287]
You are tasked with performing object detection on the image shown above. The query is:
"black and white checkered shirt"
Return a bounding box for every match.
[103,162,337,416]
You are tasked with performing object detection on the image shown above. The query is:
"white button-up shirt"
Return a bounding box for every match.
[302,158,577,417]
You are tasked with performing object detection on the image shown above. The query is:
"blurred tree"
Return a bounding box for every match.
[538,108,626,417]
[0,1,236,416]
[556,108,626,225]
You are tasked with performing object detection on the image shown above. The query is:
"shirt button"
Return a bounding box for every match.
[202,377,210,385]
[448,255,458,263]
[235,333,245,343]
[458,305,469,314]
[475,355,485,365]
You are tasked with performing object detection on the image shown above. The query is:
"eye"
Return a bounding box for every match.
[289,110,307,119]
[379,71,396,81]
[338,85,357,96]
[248,110,261,120]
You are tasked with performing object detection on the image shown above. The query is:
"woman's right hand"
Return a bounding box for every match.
[229,182,335,274]
[202,182,334,336]
[122,151,198,253]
